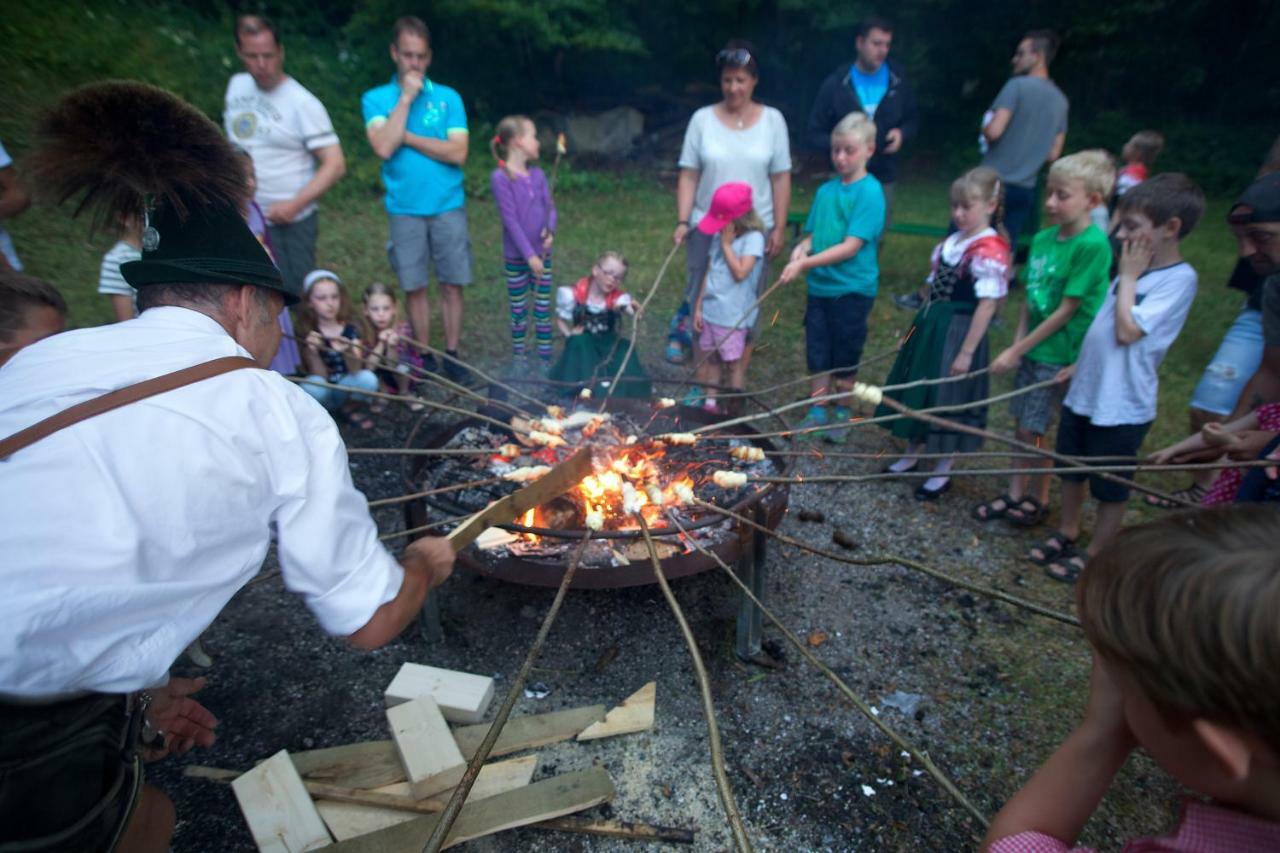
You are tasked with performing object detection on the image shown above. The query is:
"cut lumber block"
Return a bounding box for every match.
[315,754,537,841]
[384,662,495,723]
[577,682,656,741]
[231,750,332,852]
[453,704,605,759]
[474,527,518,550]
[387,696,467,800]
[290,741,402,790]
[327,767,615,852]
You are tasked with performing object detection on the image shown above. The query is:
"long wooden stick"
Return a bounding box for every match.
[349,447,504,457]
[694,499,1078,626]
[746,458,1276,484]
[665,511,990,826]
[597,241,683,411]
[367,477,504,509]
[422,531,592,853]
[636,515,753,853]
[397,334,548,412]
[291,377,524,435]
[378,515,470,542]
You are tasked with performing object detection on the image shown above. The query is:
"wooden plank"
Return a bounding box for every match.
[315,755,537,841]
[290,741,402,790]
[387,697,466,800]
[231,750,332,852]
[446,447,593,551]
[452,704,605,759]
[577,681,656,741]
[384,662,495,724]
[327,767,614,852]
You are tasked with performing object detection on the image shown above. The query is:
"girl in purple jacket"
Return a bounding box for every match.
[491,115,558,370]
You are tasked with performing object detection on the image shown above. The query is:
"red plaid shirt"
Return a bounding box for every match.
[988,800,1280,853]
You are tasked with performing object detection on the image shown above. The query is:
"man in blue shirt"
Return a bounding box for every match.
[363,16,471,381]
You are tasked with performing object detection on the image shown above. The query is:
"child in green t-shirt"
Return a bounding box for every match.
[780,112,886,442]
[973,150,1114,527]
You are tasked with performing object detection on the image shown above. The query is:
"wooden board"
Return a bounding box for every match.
[577,682,656,741]
[453,704,605,760]
[316,755,537,842]
[387,696,466,800]
[291,704,604,789]
[384,662,495,724]
[446,446,593,551]
[327,767,614,852]
[231,750,332,852]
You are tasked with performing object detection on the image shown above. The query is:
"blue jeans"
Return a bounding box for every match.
[303,370,379,411]
[1189,307,1264,416]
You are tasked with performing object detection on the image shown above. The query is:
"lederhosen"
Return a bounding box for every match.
[0,356,256,852]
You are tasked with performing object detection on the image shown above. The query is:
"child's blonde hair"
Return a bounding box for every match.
[832,112,876,146]
[1048,149,1116,199]
[360,280,401,340]
[1124,130,1165,166]
[491,114,532,167]
[950,166,1006,237]
[595,250,628,272]
[732,208,766,237]
[1079,505,1280,753]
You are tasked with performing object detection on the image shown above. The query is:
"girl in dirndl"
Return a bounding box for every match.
[876,167,1011,500]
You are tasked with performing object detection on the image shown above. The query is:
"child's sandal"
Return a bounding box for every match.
[971,493,1015,521]
[1005,496,1049,528]
[1027,532,1076,566]
[1044,552,1088,584]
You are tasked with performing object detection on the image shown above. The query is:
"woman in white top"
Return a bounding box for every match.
[666,40,792,366]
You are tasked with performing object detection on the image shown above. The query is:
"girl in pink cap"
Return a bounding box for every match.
[688,182,767,414]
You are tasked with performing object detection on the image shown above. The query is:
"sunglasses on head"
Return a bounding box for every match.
[717,48,752,67]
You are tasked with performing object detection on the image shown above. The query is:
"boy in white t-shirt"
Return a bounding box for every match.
[1045,174,1205,583]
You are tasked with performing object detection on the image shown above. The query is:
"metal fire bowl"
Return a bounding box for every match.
[405,398,790,589]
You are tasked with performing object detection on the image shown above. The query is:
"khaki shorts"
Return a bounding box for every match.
[388,208,473,290]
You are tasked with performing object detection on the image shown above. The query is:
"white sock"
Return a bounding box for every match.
[889,456,917,473]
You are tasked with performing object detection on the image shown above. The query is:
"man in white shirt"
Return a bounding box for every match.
[224,14,345,297]
[1,81,449,853]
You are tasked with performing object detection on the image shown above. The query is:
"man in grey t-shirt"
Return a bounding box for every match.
[980,29,1068,251]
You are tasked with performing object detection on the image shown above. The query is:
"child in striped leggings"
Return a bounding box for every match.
[491,115,558,370]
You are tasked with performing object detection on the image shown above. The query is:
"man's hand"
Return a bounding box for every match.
[399,71,424,103]
[990,348,1020,374]
[1117,234,1154,282]
[883,128,903,154]
[766,226,786,259]
[265,197,304,225]
[143,676,218,761]
[402,536,454,591]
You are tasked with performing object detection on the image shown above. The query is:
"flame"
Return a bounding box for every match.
[556,133,567,155]
[519,507,539,543]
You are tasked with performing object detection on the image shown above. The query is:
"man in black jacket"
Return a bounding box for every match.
[806,16,919,224]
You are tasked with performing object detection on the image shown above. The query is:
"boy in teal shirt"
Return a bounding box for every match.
[781,112,886,441]
[974,150,1114,527]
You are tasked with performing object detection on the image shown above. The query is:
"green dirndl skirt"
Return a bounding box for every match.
[547,330,652,398]
[875,300,989,452]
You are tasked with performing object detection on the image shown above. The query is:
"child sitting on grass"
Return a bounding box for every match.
[297,269,379,429]
[547,251,651,399]
[689,182,767,415]
[983,504,1280,852]
[1043,174,1204,583]
[780,111,885,443]
[361,281,427,412]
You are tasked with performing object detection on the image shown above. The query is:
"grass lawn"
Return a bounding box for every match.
[13,165,1244,494]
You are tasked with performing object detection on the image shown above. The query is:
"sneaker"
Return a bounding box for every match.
[792,406,830,441]
[702,399,725,416]
[681,385,705,407]
[893,292,924,311]
[823,406,853,444]
[665,341,688,364]
[443,354,469,385]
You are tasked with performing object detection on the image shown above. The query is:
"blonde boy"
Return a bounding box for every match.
[975,150,1114,528]
[780,112,886,441]
[984,506,1280,851]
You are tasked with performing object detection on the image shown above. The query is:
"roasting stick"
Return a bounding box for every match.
[286,333,535,421]
[635,515,753,853]
[379,514,471,543]
[665,511,990,826]
[291,377,527,435]
[683,344,902,401]
[396,334,550,412]
[595,241,684,412]
[422,530,592,853]
[694,498,1078,626]
[367,477,506,509]
[740,458,1276,485]
[670,273,790,394]
[349,446,508,457]
[762,449,1144,462]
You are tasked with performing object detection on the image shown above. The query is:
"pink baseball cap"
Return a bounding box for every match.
[697,182,754,235]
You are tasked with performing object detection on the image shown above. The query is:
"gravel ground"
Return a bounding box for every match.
[153,383,1180,852]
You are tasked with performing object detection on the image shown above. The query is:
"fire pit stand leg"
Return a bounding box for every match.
[419,591,444,644]
[734,503,769,661]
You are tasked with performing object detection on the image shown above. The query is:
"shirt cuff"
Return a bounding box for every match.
[304,548,404,636]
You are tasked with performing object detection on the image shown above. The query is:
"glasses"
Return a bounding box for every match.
[716,48,752,68]
[597,267,627,282]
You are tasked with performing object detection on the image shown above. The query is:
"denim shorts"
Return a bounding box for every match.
[387,208,473,290]
[1189,307,1264,416]
[804,292,873,378]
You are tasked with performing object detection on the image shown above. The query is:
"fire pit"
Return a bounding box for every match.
[403,397,790,658]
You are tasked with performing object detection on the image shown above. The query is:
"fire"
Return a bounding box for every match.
[571,446,696,531]
[519,507,539,542]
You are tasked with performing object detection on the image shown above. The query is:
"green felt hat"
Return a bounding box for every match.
[122,201,298,305]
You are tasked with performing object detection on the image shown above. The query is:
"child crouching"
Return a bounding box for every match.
[983,505,1280,851]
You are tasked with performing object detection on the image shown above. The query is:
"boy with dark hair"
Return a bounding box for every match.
[984,504,1280,851]
[1043,173,1205,582]
[0,268,66,367]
